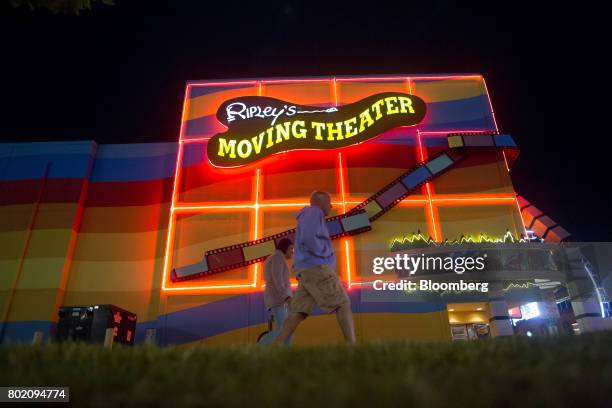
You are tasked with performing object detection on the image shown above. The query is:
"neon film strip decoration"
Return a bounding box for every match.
[516,195,570,242]
[171,132,519,282]
[447,131,520,167]
[348,131,518,222]
[347,149,467,222]
[172,210,371,282]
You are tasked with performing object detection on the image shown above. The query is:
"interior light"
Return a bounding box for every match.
[520,302,540,320]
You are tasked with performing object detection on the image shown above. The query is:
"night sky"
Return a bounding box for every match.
[1,1,609,241]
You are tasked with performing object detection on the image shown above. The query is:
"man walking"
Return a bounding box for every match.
[274,191,356,344]
[258,238,294,344]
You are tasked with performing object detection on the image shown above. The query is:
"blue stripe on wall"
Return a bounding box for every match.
[0,153,95,181]
[0,141,96,157]
[95,143,176,159]
[182,142,207,167]
[0,142,182,183]
[184,115,220,137]
[160,294,250,344]
[1,321,56,343]
[89,154,177,182]
[423,94,495,130]
[420,117,496,132]
[423,136,451,147]
[1,319,161,345]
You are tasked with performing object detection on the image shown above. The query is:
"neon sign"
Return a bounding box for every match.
[389,230,528,250]
[207,92,427,167]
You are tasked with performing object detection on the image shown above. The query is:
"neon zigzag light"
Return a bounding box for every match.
[389,230,529,249]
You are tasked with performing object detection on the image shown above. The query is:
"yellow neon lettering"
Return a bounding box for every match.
[384,97,399,114]
[371,99,385,120]
[237,139,252,158]
[275,122,291,143]
[311,122,326,140]
[218,138,236,158]
[326,122,344,141]
[359,109,374,131]
[265,127,274,148]
[398,96,415,114]
[251,133,264,154]
[344,117,358,138]
[292,120,307,138]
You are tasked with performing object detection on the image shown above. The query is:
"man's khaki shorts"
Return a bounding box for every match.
[289,264,350,315]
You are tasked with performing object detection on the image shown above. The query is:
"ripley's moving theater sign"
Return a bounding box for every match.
[208,93,426,167]
[165,75,531,293]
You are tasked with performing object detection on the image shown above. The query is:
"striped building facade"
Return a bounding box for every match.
[0,75,571,345]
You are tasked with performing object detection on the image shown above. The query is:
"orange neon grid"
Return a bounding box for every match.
[161,76,527,293]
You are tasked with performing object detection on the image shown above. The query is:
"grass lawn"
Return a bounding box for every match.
[1,332,611,407]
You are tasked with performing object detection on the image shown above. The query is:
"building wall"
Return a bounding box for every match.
[0,75,523,345]
[1,141,97,341]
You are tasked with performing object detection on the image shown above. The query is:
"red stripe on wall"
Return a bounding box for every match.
[85,178,173,207]
[0,179,83,205]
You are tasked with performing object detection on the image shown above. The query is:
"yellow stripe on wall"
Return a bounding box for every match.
[72,230,167,262]
[437,204,523,240]
[78,203,170,234]
[0,230,29,260]
[23,229,73,258]
[359,312,451,342]
[0,259,21,290]
[347,167,415,197]
[67,258,162,292]
[432,157,514,195]
[15,257,68,290]
[2,288,61,321]
[182,311,452,346]
[0,203,35,232]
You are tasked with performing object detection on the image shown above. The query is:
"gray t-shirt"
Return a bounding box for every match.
[263,250,292,309]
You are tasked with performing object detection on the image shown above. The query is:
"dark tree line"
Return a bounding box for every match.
[10,0,113,14]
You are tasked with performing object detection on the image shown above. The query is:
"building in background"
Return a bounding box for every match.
[1,75,608,345]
